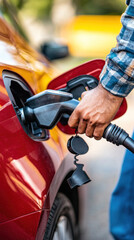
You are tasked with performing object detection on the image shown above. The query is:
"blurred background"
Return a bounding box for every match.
[3,0,126,71]
[3,1,133,239]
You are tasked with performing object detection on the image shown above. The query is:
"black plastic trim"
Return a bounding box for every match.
[2,70,49,141]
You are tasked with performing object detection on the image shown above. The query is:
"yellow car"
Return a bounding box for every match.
[61,15,122,58]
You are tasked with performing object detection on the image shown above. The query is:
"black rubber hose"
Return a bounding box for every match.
[103,123,134,153]
[123,137,134,153]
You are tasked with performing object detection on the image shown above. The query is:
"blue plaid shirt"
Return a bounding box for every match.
[100,0,134,97]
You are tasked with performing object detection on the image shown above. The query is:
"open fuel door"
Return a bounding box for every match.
[47,59,127,134]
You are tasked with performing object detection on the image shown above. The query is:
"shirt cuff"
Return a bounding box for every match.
[100,59,134,97]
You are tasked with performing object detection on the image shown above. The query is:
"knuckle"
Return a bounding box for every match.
[92,114,105,125]
[89,120,94,126]
[88,118,95,126]
[99,117,106,125]
[75,107,81,115]
[93,115,100,124]
[82,113,88,121]
[81,91,87,98]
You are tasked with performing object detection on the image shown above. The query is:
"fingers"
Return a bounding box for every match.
[85,121,94,138]
[85,123,107,140]
[68,107,88,133]
[68,110,107,139]
[69,116,108,139]
[92,124,108,140]
[78,119,87,134]
[68,109,80,128]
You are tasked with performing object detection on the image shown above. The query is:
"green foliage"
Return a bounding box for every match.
[10,0,54,19]
[10,0,26,9]
[8,0,126,20]
[72,0,126,15]
[23,0,54,19]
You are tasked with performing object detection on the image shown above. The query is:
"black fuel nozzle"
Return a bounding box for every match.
[20,89,134,154]
[20,89,79,129]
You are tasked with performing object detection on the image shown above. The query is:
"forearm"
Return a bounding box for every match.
[100,0,134,97]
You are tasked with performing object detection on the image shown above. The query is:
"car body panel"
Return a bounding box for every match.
[0,14,71,232]
[0,211,41,240]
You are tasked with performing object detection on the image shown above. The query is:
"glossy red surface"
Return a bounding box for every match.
[48,59,105,89]
[48,59,127,134]
[0,74,67,239]
[0,15,69,239]
[0,211,42,240]
[0,77,54,218]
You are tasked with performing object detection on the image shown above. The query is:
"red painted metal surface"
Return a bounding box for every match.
[48,59,127,134]
[0,73,67,239]
[0,211,42,240]
[0,16,68,238]
[0,76,53,215]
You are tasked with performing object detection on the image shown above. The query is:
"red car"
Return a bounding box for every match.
[0,1,128,240]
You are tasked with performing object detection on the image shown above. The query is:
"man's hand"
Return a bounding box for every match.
[68,84,123,140]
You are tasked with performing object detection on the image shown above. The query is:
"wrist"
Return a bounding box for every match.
[98,83,123,104]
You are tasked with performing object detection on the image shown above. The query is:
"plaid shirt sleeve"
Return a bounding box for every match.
[100,0,134,97]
